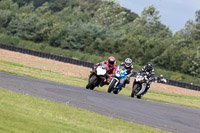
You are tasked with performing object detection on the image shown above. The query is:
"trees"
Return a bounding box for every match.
[0,0,18,10]
[92,0,138,28]
[168,10,200,77]
[0,0,18,31]
[49,21,117,53]
[7,15,48,42]
[120,5,172,65]
[0,10,12,28]
[76,0,101,16]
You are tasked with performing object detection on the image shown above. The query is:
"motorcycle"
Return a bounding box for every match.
[86,63,108,90]
[159,78,167,84]
[131,72,148,99]
[108,65,127,94]
[154,76,167,84]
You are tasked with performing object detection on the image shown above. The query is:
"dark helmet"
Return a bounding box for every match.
[108,56,116,66]
[125,58,132,68]
[146,62,153,71]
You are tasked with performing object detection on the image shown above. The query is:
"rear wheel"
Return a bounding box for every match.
[108,79,117,93]
[86,75,97,90]
[131,84,139,97]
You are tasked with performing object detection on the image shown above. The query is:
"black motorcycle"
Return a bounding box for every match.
[86,64,108,90]
[131,72,148,99]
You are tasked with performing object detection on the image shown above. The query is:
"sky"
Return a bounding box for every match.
[118,0,200,33]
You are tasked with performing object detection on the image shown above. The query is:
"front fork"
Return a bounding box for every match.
[110,77,120,89]
[110,77,121,91]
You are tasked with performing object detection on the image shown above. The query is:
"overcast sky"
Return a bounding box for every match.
[118,0,200,33]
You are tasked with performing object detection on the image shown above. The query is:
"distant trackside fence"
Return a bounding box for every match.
[0,43,94,68]
[166,79,200,91]
[0,43,200,91]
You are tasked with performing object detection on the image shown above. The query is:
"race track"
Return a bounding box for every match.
[0,72,200,133]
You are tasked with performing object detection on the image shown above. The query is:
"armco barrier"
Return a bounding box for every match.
[0,43,200,91]
[0,43,94,68]
[165,79,200,91]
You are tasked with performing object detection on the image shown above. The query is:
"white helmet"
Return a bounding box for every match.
[125,58,132,68]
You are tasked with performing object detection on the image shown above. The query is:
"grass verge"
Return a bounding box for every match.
[0,88,168,133]
[0,59,200,109]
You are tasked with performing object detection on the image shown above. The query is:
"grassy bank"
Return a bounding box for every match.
[0,60,200,108]
[0,88,168,133]
[0,33,200,85]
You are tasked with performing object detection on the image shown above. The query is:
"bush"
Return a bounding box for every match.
[7,15,48,42]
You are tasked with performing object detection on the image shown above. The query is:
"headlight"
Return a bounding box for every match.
[136,76,144,81]
[115,73,120,77]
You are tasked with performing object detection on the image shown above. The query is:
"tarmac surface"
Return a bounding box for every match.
[0,72,200,133]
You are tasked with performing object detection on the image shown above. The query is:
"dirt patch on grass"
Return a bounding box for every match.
[1,49,200,97]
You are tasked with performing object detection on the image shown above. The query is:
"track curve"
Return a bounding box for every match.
[0,72,200,133]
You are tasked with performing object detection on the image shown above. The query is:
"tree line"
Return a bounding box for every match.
[0,0,199,78]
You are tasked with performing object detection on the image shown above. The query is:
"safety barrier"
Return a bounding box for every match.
[1,43,200,91]
[166,79,200,91]
[0,43,94,68]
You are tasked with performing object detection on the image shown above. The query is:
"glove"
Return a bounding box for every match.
[144,75,148,81]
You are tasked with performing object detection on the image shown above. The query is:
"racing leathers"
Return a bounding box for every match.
[141,66,155,93]
[118,62,134,87]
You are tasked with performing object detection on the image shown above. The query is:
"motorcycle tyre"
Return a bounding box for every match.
[108,80,117,93]
[86,75,97,90]
[131,84,139,98]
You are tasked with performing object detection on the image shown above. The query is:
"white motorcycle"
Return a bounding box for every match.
[86,64,108,90]
[131,72,149,99]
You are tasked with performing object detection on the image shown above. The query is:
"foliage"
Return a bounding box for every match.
[7,15,49,42]
[49,21,122,55]
[92,0,138,28]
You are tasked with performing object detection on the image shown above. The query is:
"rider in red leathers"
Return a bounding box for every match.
[92,56,116,85]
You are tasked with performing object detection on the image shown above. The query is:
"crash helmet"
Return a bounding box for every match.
[160,74,163,78]
[146,62,153,71]
[108,56,116,66]
[125,58,132,68]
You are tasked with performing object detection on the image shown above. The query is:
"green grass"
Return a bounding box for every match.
[0,88,168,133]
[0,60,200,109]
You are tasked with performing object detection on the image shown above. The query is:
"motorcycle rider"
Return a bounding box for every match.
[158,74,167,84]
[140,62,155,94]
[118,58,134,87]
[91,56,116,85]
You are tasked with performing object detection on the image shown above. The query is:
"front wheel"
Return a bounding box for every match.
[131,84,139,98]
[86,75,97,90]
[108,79,117,93]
